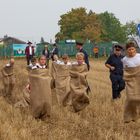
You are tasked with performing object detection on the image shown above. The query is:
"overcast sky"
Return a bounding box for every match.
[0,0,140,43]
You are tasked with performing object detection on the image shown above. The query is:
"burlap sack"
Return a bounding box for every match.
[52,62,71,106]
[14,88,30,108]
[29,68,52,120]
[1,66,15,99]
[124,66,140,122]
[70,64,89,112]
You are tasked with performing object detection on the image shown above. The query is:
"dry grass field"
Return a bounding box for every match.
[0,58,140,140]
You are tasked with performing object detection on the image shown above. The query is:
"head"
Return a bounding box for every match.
[53,43,57,48]
[27,41,32,46]
[53,54,58,61]
[38,55,46,66]
[125,42,137,57]
[62,54,69,64]
[114,45,122,56]
[76,52,84,65]
[31,57,37,66]
[44,45,48,50]
[10,58,15,66]
[76,41,83,50]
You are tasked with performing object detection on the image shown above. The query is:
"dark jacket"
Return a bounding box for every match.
[105,54,123,76]
[79,48,90,70]
[42,49,50,59]
[52,47,58,55]
[25,46,34,57]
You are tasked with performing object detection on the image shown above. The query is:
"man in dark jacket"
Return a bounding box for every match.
[25,41,34,65]
[76,41,90,70]
[51,43,59,61]
[105,45,125,100]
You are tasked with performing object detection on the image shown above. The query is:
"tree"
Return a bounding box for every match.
[98,11,126,43]
[56,8,102,42]
[124,21,137,37]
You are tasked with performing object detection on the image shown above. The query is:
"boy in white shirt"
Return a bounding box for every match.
[122,42,140,123]
[122,42,140,68]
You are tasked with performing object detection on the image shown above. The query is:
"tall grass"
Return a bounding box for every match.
[0,59,140,140]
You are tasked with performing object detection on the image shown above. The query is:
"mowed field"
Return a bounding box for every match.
[0,58,140,140]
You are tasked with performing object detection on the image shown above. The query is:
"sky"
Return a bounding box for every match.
[0,0,140,43]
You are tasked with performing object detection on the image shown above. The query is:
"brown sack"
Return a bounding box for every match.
[29,69,52,120]
[124,66,140,122]
[70,64,89,112]
[52,62,71,106]
[1,66,15,99]
[14,88,30,108]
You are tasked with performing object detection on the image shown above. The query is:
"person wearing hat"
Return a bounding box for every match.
[51,43,59,61]
[105,45,125,100]
[25,41,35,65]
[76,41,90,70]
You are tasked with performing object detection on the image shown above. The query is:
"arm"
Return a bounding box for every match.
[105,64,115,71]
[105,55,115,71]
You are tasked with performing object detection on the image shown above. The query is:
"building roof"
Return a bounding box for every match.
[0,36,26,44]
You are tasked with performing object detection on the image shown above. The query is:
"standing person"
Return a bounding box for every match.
[122,42,140,123]
[51,54,71,106]
[29,55,51,120]
[42,45,50,67]
[70,52,90,112]
[51,43,59,61]
[76,41,90,71]
[25,41,34,65]
[93,44,99,58]
[105,45,125,100]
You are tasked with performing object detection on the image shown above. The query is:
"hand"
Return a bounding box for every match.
[110,66,115,71]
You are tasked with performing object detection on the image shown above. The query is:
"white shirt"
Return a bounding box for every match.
[71,61,85,65]
[29,46,32,55]
[56,61,71,65]
[122,53,140,68]
[36,63,47,68]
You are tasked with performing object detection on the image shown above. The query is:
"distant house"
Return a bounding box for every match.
[0,36,26,47]
[0,36,26,57]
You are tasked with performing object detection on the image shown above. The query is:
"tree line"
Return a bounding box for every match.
[55,7,138,44]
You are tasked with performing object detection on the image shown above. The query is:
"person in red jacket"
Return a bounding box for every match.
[25,41,35,65]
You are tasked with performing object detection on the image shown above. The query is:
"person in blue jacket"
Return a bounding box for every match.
[105,45,125,100]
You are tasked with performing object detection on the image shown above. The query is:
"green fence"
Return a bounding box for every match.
[0,44,13,58]
[36,41,113,57]
[0,41,113,58]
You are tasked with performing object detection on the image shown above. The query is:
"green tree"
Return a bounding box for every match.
[124,21,137,37]
[56,8,102,42]
[58,7,87,39]
[98,11,126,43]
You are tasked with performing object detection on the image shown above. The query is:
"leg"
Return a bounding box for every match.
[26,56,30,65]
[110,74,119,99]
[119,77,125,92]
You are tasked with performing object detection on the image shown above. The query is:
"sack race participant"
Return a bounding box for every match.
[70,53,90,112]
[51,54,71,106]
[122,42,140,123]
[29,55,52,120]
[1,58,16,103]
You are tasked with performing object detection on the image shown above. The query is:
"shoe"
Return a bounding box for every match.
[118,94,121,98]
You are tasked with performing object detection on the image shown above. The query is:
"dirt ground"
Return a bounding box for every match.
[0,58,140,140]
